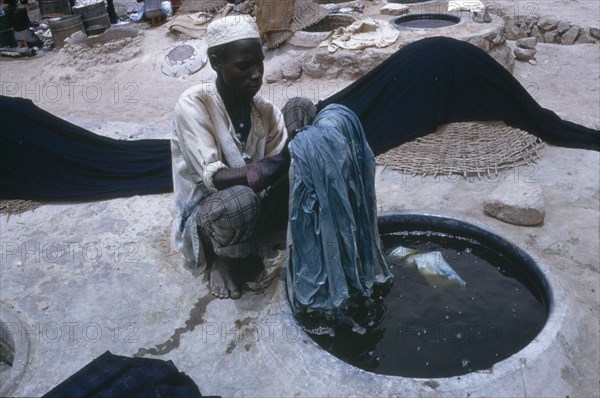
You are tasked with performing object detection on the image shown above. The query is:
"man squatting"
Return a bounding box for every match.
[171,16,316,299]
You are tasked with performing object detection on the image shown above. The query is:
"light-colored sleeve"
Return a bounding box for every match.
[173,91,227,193]
[263,103,288,157]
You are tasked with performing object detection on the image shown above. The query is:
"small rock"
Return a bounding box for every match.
[380,4,409,15]
[537,16,559,31]
[590,27,600,39]
[516,37,537,49]
[491,32,505,45]
[513,47,536,61]
[466,36,490,52]
[530,25,542,41]
[472,11,492,24]
[561,25,580,45]
[472,11,484,24]
[528,59,537,65]
[67,31,88,45]
[557,20,570,34]
[483,181,545,226]
[543,30,558,44]
[264,68,282,84]
[504,18,521,40]
[281,61,302,80]
[575,30,590,44]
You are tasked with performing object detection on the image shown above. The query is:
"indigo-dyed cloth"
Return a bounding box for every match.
[2,37,598,202]
[319,36,599,154]
[286,104,392,315]
[0,96,172,200]
[42,351,206,398]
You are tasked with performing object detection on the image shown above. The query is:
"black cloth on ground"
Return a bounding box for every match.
[319,36,599,153]
[0,95,172,200]
[41,351,208,398]
[1,37,598,201]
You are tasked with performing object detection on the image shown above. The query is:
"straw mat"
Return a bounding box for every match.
[0,200,43,217]
[375,121,544,178]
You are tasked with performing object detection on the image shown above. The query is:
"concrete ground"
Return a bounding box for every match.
[1,1,599,397]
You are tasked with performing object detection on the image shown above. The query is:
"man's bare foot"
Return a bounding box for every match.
[210,257,241,299]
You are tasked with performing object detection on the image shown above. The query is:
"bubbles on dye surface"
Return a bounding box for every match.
[461,359,471,368]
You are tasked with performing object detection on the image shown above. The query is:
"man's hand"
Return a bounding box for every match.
[246,152,290,192]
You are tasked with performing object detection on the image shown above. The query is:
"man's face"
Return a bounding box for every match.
[215,39,264,101]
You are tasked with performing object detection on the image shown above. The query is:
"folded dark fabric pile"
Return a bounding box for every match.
[42,351,210,398]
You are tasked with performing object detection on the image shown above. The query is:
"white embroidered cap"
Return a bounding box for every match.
[206,15,261,49]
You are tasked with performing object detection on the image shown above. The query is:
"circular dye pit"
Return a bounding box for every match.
[302,14,355,32]
[305,212,549,378]
[0,305,29,397]
[393,13,461,30]
[289,14,355,48]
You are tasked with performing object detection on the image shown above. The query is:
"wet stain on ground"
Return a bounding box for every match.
[225,316,258,354]
[134,295,214,357]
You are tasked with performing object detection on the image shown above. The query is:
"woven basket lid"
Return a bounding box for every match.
[375,121,544,178]
[162,44,207,77]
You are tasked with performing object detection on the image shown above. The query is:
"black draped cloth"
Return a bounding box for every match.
[1,37,598,201]
[319,36,599,154]
[1,96,172,200]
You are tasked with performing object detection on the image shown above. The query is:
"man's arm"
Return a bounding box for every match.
[213,151,289,192]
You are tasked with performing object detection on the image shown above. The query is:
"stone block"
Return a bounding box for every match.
[380,4,409,15]
[557,20,570,34]
[264,68,282,84]
[488,44,514,73]
[504,18,521,40]
[483,181,545,226]
[281,61,302,80]
[513,47,536,61]
[66,31,88,45]
[575,30,590,44]
[543,30,558,44]
[590,27,600,39]
[467,36,490,52]
[491,32,505,45]
[517,37,537,49]
[301,60,324,79]
[531,25,543,41]
[561,25,580,45]
[537,16,559,31]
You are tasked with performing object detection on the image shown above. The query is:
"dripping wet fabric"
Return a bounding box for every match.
[0,95,172,200]
[286,104,393,316]
[319,36,599,154]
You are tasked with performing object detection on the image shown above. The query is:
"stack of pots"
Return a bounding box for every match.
[72,1,110,36]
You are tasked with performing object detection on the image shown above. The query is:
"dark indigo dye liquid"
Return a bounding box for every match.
[310,231,547,378]
[396,19,458,29]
